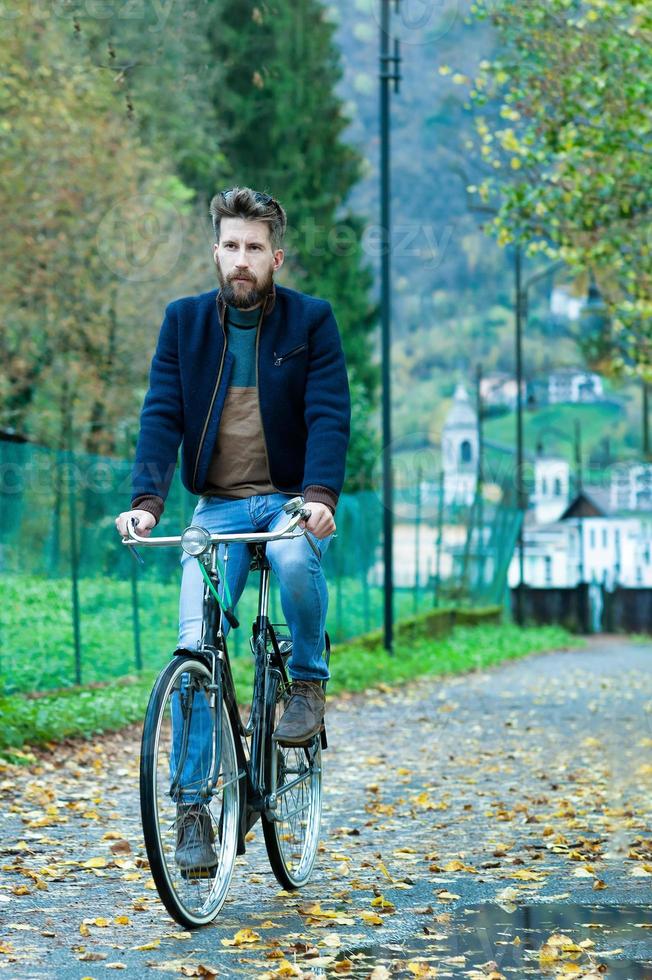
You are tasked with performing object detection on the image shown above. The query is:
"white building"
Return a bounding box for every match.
[610,462,652,511]
[442,383,478,506]
[546,367,604,404]
[508,495,652,589]
[479,372,524,411]
[509,453,652,589]
[367,521,465,588]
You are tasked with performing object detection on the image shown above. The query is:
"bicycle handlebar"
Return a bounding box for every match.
[121,506,312,549]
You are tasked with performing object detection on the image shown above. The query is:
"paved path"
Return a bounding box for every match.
[1,636,651,978]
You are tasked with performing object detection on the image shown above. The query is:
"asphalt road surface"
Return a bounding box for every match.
[1,635,651,979]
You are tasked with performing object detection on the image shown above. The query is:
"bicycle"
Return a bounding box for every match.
[121,496,329,928]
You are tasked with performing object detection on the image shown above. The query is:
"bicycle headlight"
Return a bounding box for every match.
[181,525,211,557]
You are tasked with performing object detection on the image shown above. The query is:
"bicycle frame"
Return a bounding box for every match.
[123,503,319,852]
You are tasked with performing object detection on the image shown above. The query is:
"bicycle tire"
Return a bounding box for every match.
[261,670,322,888]
[140,654,240,927]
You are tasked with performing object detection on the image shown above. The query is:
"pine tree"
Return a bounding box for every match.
[206,0,380,488]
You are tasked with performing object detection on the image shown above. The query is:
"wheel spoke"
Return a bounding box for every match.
[140,658,240,927]
[262,676,322,888]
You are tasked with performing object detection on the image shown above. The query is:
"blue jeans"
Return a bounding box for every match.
[171,492,333,801]
[178,492,333,680]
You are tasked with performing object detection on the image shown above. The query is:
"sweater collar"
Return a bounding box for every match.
[216,282,276,327]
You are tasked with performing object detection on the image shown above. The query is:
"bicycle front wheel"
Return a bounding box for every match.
[262,672,322,888]
[140,655,240,927]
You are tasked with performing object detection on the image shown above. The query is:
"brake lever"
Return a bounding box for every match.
[298,506,322,559]
[303,529,321,558]
[126,518,145,566]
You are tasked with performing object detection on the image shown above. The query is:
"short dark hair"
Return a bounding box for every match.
[209,186,287,251]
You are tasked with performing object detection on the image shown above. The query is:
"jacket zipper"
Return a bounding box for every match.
[256,314,283,492]
[273,343,307,366]
[192,316,228,493]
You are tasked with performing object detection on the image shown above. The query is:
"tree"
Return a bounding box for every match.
[461,0,652,378]
[67,0,227,198]
[0,5,197,455]
[204,0,380,485]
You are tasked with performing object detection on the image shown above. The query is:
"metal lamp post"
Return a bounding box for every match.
[379,0,402,653]
[513,251,565,624]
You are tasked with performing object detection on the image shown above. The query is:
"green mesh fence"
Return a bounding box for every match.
[0,441,520,694]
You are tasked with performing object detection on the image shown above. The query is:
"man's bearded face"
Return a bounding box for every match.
[213,217,281,310]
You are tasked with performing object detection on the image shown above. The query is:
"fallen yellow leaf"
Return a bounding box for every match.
[407,961,437,977]
[359,911,383,926]
[371,895,395,911]
[132,939,160,951]
[82,857,107,870]
[510,869,544,881]
[271,960,302,977]
[221,928,261,947]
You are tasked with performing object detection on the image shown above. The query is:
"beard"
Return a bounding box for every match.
[214,256,274,310]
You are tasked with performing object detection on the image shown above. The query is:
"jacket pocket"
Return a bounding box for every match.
[273,343,308,366]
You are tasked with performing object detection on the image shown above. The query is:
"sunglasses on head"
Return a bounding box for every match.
[221,187,280,211]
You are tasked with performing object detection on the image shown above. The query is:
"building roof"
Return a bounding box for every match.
[559,491,606,519]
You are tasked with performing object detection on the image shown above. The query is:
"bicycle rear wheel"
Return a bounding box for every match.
[140,655,240,927]
[262,671,322,888]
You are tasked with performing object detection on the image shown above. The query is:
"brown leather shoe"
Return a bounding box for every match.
[175,804,218,875]
[273,681,325,747]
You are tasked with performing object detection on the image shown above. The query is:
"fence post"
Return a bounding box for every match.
[433,470,444,607]
[51,449,64,575]
[67,447,82,685]
[460,493,477,601]
[130,558,143,671]
[335,538,343,643]
[360,494,371,633]
[362,522,370,633]
[413,465,421,614]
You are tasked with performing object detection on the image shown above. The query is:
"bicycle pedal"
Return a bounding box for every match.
[180,865,217,880]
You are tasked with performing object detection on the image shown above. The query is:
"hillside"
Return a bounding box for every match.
[390,394,646,500]
[328,0,521,339]
[326,1,642,451]
[483,399,642,479]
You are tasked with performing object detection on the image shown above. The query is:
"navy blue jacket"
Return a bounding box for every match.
[131,283,351,521]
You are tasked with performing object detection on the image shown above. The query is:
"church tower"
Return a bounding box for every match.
[441,383,478,505]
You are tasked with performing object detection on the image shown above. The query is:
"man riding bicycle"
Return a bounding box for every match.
[115,185,350,756]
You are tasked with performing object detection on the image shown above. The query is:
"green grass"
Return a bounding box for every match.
[0,574,450,696]
[0,621,581,755]
[0,574,179,693]
[483,400,634,479]
[324,622,579,694]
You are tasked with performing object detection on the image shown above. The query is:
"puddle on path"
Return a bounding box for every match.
[324,903,652,978]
